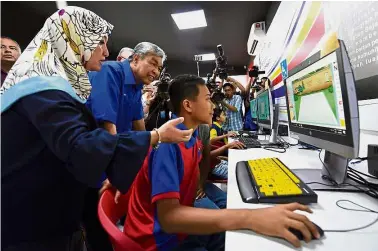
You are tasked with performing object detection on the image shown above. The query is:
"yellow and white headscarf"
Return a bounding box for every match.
[1,6,113,100]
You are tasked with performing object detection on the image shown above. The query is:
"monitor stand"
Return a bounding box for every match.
[292,151,362,192]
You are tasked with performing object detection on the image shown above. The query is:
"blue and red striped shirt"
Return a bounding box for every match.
[124,122,203,251]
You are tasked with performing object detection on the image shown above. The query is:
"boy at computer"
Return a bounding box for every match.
[123,74,320,250]
[210,107,245,149]
[209,107,244,179]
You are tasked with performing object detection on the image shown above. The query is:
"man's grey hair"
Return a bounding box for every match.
[118,47,134,59]
[130,42,166,62]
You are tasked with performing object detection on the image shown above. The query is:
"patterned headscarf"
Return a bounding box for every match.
[0,6,113,100]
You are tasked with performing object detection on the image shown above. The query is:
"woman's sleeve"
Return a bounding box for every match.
[17,90,150,193]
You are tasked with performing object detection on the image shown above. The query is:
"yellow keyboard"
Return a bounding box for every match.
[236,158,318,204]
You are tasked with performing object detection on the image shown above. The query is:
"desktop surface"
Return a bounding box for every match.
[225,137,378,251]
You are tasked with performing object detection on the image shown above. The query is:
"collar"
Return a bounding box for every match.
[121,60,143,90]
[226,95,234,101]
[171,114,198,149]
[214,121,222,128]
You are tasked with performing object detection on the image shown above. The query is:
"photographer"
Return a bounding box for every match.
[142,83,157,119]
[221,82,244,131]
[225,76,246,96]
[243,76,258,131]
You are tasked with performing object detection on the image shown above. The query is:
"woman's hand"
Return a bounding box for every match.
[157,117,193,143]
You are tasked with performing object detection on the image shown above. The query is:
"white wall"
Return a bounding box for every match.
[358,100,378,157]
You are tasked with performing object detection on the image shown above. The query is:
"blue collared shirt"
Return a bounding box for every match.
[223,94,243,131]
[86,60,144,133]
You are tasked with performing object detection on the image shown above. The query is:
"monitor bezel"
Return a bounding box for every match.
[250,99,258,123]
[256,89,271,128]
[284,42,359,158]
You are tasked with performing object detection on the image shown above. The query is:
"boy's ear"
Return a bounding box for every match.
[182,99,193,113]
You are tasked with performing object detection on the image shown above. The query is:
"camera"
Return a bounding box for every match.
[215,44,228,80]
[248,65,265,78]
[145,61,172,130]
[206,73,225,104]
[154,65,171,102]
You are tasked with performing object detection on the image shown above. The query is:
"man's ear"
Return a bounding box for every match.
[182,99,193,113]
[132,54,140,65]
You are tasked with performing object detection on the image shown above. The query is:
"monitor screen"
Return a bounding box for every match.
[257,90,270,122]
[251,99,258,119]
[285,51,347,135]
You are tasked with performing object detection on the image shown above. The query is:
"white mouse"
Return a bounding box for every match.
[242,133,249,137]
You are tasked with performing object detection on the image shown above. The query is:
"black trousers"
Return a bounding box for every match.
[81,188,114,251]
[3,230,85,251]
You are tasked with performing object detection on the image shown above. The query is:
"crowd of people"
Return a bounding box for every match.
[1,6,321,251]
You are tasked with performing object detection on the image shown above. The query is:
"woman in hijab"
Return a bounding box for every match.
[1,6,192,250]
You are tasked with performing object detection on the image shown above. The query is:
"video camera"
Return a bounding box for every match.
[214,44,228,80]
[145,61,172,130]
[248,65,265,78]
[206,73,225,104]
[248,65,266,91]
[154,61,171,101]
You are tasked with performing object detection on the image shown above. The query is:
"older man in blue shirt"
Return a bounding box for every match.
[84,42,165,251]
[86,42,165,134]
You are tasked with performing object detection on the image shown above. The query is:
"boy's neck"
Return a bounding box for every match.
[179,113,199,131]
[215,120,223,126]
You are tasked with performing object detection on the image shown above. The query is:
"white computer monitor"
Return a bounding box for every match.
[284,40,360,187]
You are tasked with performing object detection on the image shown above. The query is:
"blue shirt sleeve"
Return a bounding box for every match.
[88,63,122,125]
[234,95,242,112]
[149,143,182,203]
[17,90,150,193]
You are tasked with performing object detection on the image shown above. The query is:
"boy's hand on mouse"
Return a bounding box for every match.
[226,141,245,149]
[245,203,320,248]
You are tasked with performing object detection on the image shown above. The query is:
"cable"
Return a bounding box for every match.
[262,146,286,153]
[323,199,378,233]
[278,136,298,147]
[348,163,378,180]
[350,157,369,165]
[314,150,378,199]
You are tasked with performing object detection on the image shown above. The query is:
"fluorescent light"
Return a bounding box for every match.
[171,10,207,30]
[56,1,67,9]
[194,53,216,61]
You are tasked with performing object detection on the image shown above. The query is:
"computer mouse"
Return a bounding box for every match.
[288,221,324,241]
[242,133,249,137]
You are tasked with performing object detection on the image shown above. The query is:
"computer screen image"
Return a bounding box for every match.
[286,54,346,134]
[250,99,258,122]
[256,89,272,129]
[284,40,360,188]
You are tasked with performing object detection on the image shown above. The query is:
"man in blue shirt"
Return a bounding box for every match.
[221,82,244,131]
[86,42,165,134]
[84,42,165,251]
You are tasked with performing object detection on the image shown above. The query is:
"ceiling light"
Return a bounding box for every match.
[171,10,207,30]
[194,53,216,61]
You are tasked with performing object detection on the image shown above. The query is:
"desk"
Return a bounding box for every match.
[225,137,378,251]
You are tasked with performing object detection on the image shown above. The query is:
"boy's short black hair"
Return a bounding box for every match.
[223,82,234,90]
[168,74,206,115]
[212,107,224,122]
